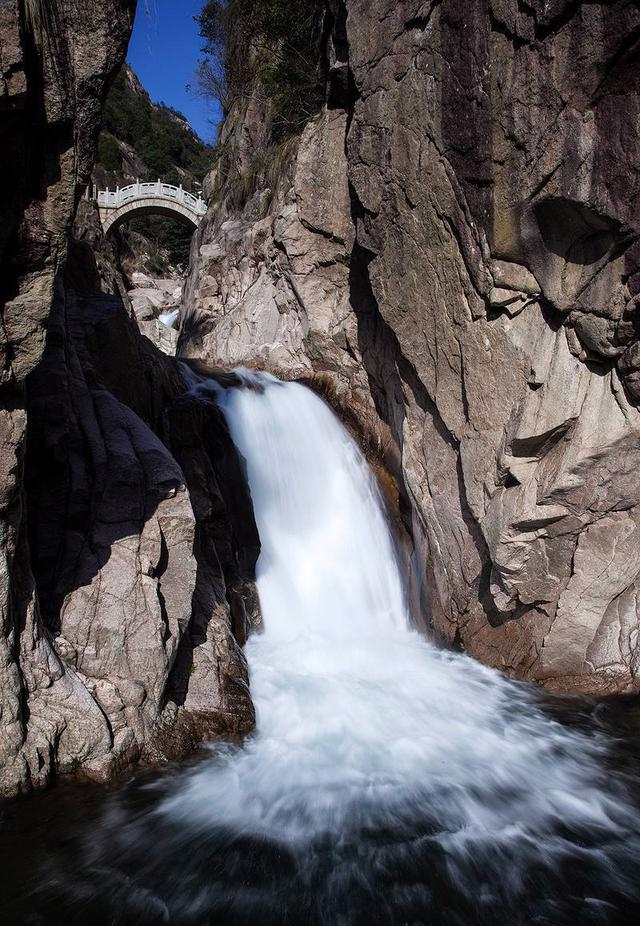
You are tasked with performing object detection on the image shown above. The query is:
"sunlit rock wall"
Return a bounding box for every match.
[181,0,640,694]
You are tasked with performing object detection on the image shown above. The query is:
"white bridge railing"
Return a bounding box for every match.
[95,180,207,215]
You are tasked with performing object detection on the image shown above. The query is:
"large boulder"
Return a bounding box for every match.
[20,285,257,790]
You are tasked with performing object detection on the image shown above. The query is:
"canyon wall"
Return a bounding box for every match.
[181,0,640,695]
[1,0,133,795]
[3,0,640,796]
[0,1,257,796]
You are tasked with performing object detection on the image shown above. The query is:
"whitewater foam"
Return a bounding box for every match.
[157,372,639,886]
[19,371,639,924]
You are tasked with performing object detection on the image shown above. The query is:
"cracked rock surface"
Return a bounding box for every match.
[0,0,258,795]
[180,0,640,694]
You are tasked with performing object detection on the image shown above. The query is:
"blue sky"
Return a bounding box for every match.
[127,0,221,143]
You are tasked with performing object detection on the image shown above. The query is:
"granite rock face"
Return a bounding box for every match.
[26,286,195,780]
[0,0,258,797]
[0,0,134,795]
[1,0,136,382]
[181,0,640,694]
[23,286,256,783]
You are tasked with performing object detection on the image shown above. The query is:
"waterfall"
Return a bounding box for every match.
[22,371,640,924]
[159,308,180,328]
[156,373,640,913]
[222,371,408,641]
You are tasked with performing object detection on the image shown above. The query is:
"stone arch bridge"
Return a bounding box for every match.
[94,180,207,234]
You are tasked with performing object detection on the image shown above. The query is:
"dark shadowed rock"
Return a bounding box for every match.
[0,0,136,796]
[23,283,258,786]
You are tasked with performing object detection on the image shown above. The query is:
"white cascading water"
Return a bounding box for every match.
[152,371,640,903]
[159,308,180,328]
[28,369,637,923]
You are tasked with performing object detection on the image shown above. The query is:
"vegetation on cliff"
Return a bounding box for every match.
[97,65,213,187]
[193,0,328,214]
[95,65,214,268]
[197,0,326,140]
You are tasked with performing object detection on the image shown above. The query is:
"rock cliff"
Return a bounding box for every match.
[181,0,640,695]
[1,0,134,795]
[0,0,257,796]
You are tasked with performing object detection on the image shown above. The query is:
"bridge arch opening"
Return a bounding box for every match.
[102,202,200,236]
[121,214,195,274]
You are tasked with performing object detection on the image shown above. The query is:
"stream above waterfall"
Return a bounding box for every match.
[3,372,640,925]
